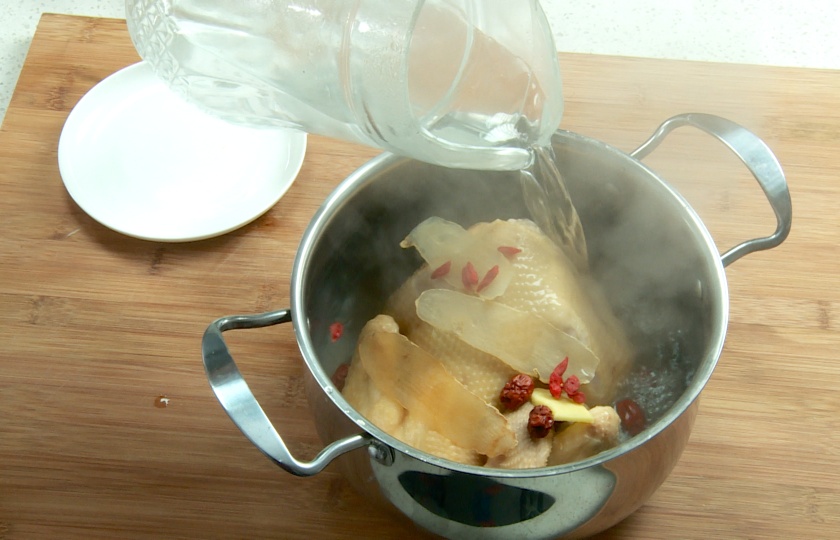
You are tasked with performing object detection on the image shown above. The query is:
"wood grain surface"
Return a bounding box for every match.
[1,13,838,539]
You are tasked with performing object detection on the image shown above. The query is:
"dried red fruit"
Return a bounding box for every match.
[476,265,500,293]
[616,398,646,436]
[499,374,535,410]
[563,375,580,395]
[461,261,479,291]
[329,322,344,342]
[527,405,555,439]
[569,392,586,404]
[431,260,452,279]
[331,363,350,391]
[565,375,585,403]
[548,357,569,398]
[497,246,522,258]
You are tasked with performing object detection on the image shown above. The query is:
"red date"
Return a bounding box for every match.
[499,374,535,410]
[331,363,350,391]
[528,405,555,439]
[616,398,646,436]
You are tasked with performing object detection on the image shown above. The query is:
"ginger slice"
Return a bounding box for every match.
[415,289,600,383]
[357,315,516,458]
[530,388,594,423]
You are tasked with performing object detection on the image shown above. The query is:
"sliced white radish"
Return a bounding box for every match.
[357,315,516,458]
[400,217,512,299]
[415,289,600,383]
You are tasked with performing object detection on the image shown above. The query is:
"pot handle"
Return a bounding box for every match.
[630,113,792,267]
[202,309,373,476]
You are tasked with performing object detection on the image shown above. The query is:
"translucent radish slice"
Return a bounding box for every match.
[400,217,512,299]
[358,315,517,458]
[416,289,600,383]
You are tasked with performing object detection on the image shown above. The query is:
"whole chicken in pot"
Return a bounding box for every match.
[341,217,632,469]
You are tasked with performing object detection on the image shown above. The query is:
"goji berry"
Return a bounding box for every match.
[549,357,569,398]
[497,246,522,258]
[569,392,586,404]
[476,265,500,293]
[329,322,344,342]
[461,261,479,291]
[563,375,580,395]
[431,260,451,279]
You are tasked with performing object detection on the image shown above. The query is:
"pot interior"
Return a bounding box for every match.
[293,130,726,458]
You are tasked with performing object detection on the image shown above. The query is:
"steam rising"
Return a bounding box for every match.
[307,137,719,429]
[520,141,708,426]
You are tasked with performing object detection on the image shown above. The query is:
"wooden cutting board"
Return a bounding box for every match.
[1,13,838,539]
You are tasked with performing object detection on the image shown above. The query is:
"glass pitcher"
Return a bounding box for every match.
[126,0,564,170]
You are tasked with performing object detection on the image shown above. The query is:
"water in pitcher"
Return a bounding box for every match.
[127,1,562,167]
[126,0,585,254]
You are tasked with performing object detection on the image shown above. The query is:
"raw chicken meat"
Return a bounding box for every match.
[388,218,631,406]
[548,406,621,464]
[343,314,516,462]
[341,218,633,469]
[485,405,552,469]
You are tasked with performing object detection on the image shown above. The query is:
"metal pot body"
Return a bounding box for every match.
[202,114,791,538]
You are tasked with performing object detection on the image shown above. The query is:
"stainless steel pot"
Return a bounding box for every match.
[202,114,791,538]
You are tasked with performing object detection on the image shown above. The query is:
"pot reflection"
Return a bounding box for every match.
[397,471,555,527]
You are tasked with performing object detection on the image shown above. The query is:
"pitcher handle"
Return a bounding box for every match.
[202,309,375,476]
[630,113,792,267]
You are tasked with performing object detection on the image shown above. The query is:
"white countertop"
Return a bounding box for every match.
[1,0,839,127]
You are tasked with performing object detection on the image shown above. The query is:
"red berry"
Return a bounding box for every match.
[616,398,646,436]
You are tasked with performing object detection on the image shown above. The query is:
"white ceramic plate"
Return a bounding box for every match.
[58,62,307,242]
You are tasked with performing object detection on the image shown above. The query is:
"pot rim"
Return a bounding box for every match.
[290,127,729,478]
